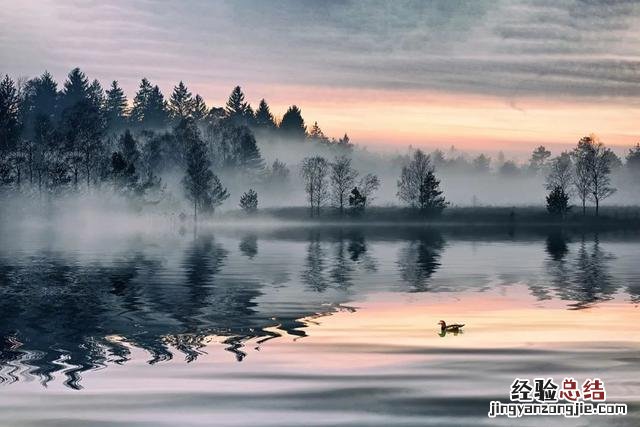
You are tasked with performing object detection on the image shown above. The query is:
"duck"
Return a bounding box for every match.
[438,320,465,333]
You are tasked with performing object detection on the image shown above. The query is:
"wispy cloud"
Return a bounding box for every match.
[2,0,639,103]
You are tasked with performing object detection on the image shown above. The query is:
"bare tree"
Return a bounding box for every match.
[359,173,380,207]
[572,137,593,216]
[300,156,329,217]
[588,139,616,216]
[572,135,616,216]
[545,152,573,194]
[330,155,358,215]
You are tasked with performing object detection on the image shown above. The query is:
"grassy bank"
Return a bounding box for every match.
[219,205,640,228]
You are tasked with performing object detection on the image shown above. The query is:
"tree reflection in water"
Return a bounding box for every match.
[0,228,636,388]
[396,229,445,292]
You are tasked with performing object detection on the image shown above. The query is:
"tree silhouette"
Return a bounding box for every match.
[308,121,329,145]
[529,145,551,173]
[545,152,573,195]
[397,150,447,214]
[546,186,570,218]
[183,128,229,220]
[225,86,249,124]
[301,156,329,217]
[0,75,20,153]
[254,99,276,129]
[191,95,208,121]
[239,189,258,213]
[169,81,194,121]
[104,80,128,132]
[279,105,306,141]
[330,155,358,215]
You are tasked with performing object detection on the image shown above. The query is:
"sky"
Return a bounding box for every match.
[1,0,639,156]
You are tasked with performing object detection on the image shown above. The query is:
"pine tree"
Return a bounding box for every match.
[0,75,21,153]
[279,105,306,141]
[191,95,208,121]
[254,99,275,129]
[145,85,169,128]
[546,186,570,218]
[183,134,229,220]
[308,121,329,144]
[239,188,258,213]
[60,68,89,109]
[337,133,353,152]
[225,86,248,122]
[237,127,264,173]
[88,79,104,109]
[104,80,128,131]
[22,71,58,132]
[169,81,193,121]
[130,78,153,124]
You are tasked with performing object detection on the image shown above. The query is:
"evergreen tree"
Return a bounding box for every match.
[129,79,168,128]
[145,85,169,128]
[254,99,275,129]
[169,81,193,121]
[336,133,353,152]
[191,95,208,121]
[104,80,128,131]
[279,105,306,140]
[60,67,89,109]
[239,188,258,213]
[21,71,58,137]
[130,78,153,124]
[88,79,105,110]
[0,75,21,153]
[348,187,366,214]
[182,132,229,220]
[546,186,570,218]
[308,121,329,144]
[225,86,248,122]
[236,127,264,173]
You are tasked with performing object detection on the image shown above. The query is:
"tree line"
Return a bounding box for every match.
[0,68,356,217]
[1,68,639,219]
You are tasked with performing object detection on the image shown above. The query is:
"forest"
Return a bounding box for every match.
[1,68,640,223]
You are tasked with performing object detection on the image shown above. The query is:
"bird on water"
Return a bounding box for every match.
[438,320,465,334]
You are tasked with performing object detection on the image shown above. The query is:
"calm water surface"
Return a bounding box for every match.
[1,224,639,426]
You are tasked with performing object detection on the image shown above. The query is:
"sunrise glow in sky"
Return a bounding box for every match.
[2,0,639,155]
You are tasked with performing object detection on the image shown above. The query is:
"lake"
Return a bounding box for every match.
[1,222,639,426]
